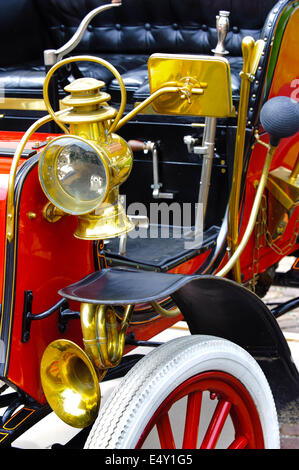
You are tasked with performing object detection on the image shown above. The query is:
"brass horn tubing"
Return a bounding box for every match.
[43,55,127,136]
[115,85,204,132]
[96,305,118,368]
[80,302,106,374]
[106,308,119,360]
[150,300,181,318]
[217,144,277,278]
[97,304,134,369]
[227,36,255,283]
[80,302,116,375]
[6,108,70,243]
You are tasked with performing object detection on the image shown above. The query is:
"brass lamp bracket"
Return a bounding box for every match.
[43,55,127,135]
[42,202,66,223]
[239,71,255,82]
[178,77,207,104]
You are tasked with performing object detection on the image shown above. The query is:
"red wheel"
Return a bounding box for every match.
[137,371,264,449]
[85,336,280,449]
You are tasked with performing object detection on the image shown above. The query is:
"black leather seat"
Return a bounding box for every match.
[0,0,280,106]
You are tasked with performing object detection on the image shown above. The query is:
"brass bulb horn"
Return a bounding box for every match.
[40,339,101,429]
[40,303,134,428]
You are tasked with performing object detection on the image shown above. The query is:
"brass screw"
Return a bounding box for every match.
[27,212,37,219]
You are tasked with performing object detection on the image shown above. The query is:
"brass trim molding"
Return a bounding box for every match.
[1,97,48,111]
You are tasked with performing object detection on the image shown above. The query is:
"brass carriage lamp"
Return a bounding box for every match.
[38,77,134,240]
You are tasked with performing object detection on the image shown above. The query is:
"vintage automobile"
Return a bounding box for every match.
[0,0,298,449]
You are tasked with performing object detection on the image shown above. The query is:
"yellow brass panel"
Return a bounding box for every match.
[148,53,234,117]
[268,166,299,206]
[267,196,290,240]
[266,165,299,237]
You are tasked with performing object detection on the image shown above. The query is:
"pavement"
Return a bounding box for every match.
[263,256,299,449]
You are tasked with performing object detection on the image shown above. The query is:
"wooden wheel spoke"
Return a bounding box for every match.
[200,399,232,449]
[182,391,202,448]
[228,436,249,449]
[156,412,176,449]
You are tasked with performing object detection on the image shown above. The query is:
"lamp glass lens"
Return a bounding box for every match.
[39,136,109,215]
[55,139,107,201]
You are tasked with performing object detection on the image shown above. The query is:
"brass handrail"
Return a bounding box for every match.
[217,143,277,278]
[226,37,264,283]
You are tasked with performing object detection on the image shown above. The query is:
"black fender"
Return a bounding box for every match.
[60,267,299,413]
[172,276,299,413]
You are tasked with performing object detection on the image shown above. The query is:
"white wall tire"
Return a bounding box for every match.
[85,335,280,449]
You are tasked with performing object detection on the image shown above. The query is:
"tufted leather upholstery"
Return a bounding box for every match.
[34,0,274,53]
[0,0,280,105]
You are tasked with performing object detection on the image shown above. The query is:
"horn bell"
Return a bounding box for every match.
[40,339,100,428]
[74,200,134,240]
